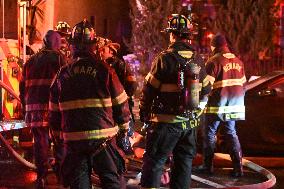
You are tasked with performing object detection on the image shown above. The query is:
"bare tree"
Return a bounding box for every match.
[127,0,182,73]
[211,0,279,76]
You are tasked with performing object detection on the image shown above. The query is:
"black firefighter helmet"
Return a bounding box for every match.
[69,19,97,56]
[162,14,193,38]
[55,21,71,36]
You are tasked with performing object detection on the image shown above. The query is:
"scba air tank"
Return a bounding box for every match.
[178,60,200,112]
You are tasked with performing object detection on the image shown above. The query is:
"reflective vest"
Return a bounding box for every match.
[204,52,246,121]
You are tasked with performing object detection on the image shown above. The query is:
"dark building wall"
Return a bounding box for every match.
[54,0,131,54]
[0,0,18,39]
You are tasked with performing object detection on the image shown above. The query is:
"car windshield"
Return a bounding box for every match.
[245,71,284,91]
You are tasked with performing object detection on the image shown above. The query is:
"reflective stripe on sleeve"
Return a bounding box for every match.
[25,79,53,87]
[26,121,49,127]
[126,75,136,82]
[26,104,48,111]
[150,114,189,123]
[62,126,119,141]
[118,121,130,130]
[204,105,245,114]
[204,75,215,86]
[145,73,161,89]
[59,98,112,110]
[212,76,246,89]
[112,91,128,106]
[203,75,214,87]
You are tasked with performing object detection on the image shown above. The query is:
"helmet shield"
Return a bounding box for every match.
[55,21,71,36]
[69,20,96,45]
[163,14,192,35]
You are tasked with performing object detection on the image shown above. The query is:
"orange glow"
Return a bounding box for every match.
[24,171,37,184]
[207,33,214,39]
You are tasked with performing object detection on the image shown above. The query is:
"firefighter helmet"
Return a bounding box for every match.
[69,19,96,45]
[55,21,71,36]
[96,37,120,53]
[163,14,193,34]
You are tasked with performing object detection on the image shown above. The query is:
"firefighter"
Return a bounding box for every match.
[55,21,72,62]
[139,14,211,189]
[193,33,246,177]
[19,30,66,188]
[97,37,138,153]
[48,20,130,189]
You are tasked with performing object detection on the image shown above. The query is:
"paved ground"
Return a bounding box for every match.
[0,151,283,189]
[1,99,283,188]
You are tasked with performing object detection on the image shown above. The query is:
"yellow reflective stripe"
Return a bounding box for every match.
[59,98,112,110]
[213,76,246,89]
[26,104,48,111]
[222,53,236,59]
[204,75,215,86]
[49,102,60,111]
[203,75,212,87]
[118,121,130,130]
[150,114,189,123]
[225,113,245,119]
[199,83,202,91]
[62,126,119,141]
[160,84,180,92]
[25,79,53,87]
[126,75,136,82]
[112,91,128,106]
[26,121,49,127]
[178,50,193,58]
[241,75,247,84]
[145,73,160,89]
[204,105,245,114]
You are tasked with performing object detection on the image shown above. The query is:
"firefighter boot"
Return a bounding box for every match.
[229,136,243,177]
[192,146,214,174]
[230,151,243,177]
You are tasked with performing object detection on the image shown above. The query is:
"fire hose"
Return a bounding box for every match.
[0,80,280,188]
[0,80,36,169]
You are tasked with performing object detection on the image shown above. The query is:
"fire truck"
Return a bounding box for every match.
[0,0,33,158]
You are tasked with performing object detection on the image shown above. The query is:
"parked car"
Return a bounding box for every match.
[237,70,284,156]
[197,71,284,157]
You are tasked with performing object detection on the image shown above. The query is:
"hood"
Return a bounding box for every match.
[43,30,61,50]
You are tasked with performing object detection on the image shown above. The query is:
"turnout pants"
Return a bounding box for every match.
[60,138,126,189]
[31,127,50,180]
[141,122,197,189]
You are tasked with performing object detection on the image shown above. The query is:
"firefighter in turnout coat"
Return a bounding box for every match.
[97,38,138,153]
[48,20,131,189]
[19,30,66,188]
[139,14,211,189]
[193,33,246,177]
